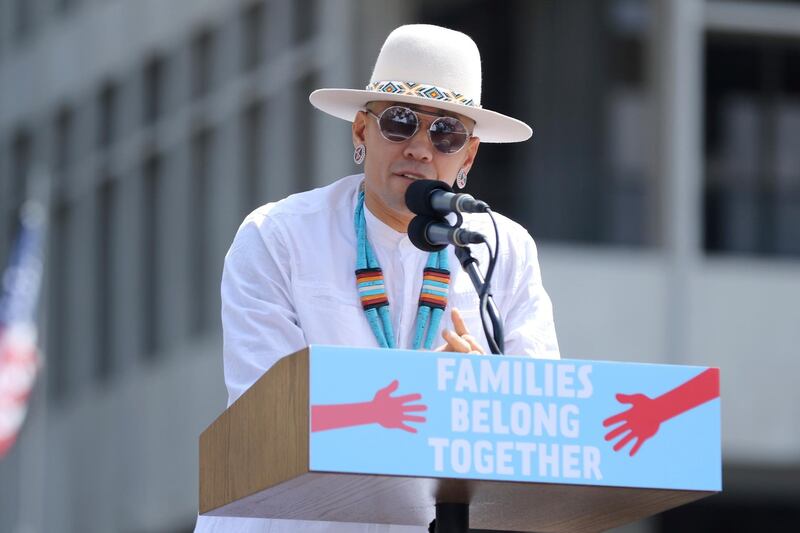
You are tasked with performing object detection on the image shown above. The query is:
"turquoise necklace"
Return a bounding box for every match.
[354,189,450,349]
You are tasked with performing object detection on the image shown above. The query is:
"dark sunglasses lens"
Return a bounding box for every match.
[430,117,469,153]
[379,106,418,141]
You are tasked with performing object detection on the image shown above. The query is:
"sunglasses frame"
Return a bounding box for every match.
[364,105,473,155]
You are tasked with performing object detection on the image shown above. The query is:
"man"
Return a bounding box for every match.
[196,24,559,532]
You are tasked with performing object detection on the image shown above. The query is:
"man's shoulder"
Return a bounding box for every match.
[243,174,362,229]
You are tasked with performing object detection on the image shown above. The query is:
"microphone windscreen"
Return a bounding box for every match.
[405,179,453,216]
[407,215,448,252]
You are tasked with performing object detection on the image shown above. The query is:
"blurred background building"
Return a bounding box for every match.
[0,0,798,531]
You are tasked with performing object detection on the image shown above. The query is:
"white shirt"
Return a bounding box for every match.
[196,174,559,532]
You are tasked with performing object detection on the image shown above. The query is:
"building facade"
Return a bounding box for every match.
[0,0,798,531]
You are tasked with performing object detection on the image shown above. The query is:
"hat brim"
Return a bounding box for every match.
[309,88,532,144]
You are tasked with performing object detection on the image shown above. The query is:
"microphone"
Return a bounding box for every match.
[407,215,487,252]
[405,179,489,217]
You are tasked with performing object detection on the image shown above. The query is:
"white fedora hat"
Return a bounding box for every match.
[309,24,532,143]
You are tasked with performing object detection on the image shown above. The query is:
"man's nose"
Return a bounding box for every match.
[403,127,434,162]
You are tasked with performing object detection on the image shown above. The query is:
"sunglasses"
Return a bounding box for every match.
[365,105,472,154]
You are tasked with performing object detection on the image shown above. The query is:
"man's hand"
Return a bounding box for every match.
[311,380,427,433]
[435,308,485,355]
[370,380,428,433]
[602,393,662,456]
[602,368,720,456]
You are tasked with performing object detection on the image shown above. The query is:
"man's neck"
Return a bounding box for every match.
[364,190,410,234]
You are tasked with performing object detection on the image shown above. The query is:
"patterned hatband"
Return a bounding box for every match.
[366,80,477,108]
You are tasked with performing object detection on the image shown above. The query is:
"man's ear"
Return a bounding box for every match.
[461,137,481,174]
[352,111,367,146]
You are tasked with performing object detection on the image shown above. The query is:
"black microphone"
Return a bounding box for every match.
[405,179,489,217]
[407,215,487,252]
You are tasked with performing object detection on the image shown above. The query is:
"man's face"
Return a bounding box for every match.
[352,101,481,231]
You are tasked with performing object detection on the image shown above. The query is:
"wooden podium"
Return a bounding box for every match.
[200,346,721,532]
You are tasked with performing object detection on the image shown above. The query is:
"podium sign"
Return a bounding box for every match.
[310,345,721,492]
[200,345,721,531]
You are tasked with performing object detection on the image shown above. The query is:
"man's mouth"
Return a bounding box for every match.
[394,172,428,180]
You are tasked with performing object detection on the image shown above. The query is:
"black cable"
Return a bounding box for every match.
[480,209,500,301]
[477,241,497,354]
[477,209,503,354]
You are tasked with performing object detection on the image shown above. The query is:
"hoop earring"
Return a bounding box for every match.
[456,168,468,189]
[353,144,366,165]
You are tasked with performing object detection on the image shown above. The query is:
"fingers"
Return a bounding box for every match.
[461,334,484,355]
[616,393,645,404]
[403,415,426,423]
[401,403,428,413]
[399,423,418,433]
[437,332,484,355]
[442,329,472,353]
[602,411,628,428]
[394,393,423,403]
[383,380,399,394]
[613,432,636,452]
[604,424,630,442]
[451,308,469,337]
[630,437,645,456]
[432,309,490,354]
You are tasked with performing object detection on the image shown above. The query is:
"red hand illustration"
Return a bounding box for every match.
[311,380,428,433]
[370,380,428,432]
[603,368,720,456]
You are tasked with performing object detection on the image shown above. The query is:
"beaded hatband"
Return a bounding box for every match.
[354,189,449,349]
[366,80,477,108]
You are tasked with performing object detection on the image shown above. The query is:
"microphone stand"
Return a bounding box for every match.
[427,247,506,533]
[454,246,504,355]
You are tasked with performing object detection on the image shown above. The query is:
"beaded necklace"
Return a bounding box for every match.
[354,189,449,349]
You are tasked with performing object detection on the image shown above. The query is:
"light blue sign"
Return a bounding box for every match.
[308,345,721,492]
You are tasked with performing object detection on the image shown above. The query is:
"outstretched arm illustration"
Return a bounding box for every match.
[311,380,428,433]
[603,367,720,456]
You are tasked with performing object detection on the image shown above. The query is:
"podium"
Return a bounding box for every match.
[199,346,721,532]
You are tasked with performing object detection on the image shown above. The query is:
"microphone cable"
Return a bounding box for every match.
[478,208,504,355]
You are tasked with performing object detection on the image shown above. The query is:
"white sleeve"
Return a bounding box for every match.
[221,214,307,406]
[502,233,561,360]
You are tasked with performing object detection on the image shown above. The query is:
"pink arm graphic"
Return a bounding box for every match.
[311,380,428,433]
[603,367,720,456]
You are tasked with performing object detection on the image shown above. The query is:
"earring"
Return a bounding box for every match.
[456,168,468,189]
[353,144,366,165]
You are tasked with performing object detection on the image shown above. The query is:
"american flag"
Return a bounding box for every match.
[0,194,47,459]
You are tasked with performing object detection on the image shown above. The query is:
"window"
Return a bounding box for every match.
[704,36,800,257]
[9,129,31,243]
[56,0,79,15]
[54,106,74,175]
[42,198,73,404]
[191,28,216,100]
[188,129,214,335]
[294,73,317,191]
[240,101,264,215]
[241,2,266,72]
[47,200,71,400]
[293,0,315,44]
[141,154,162,357]
[143,55,166,126]
[97,81,119,149]
[95,178,115,379]
[12,0,33,43]
[419,0,652,246]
